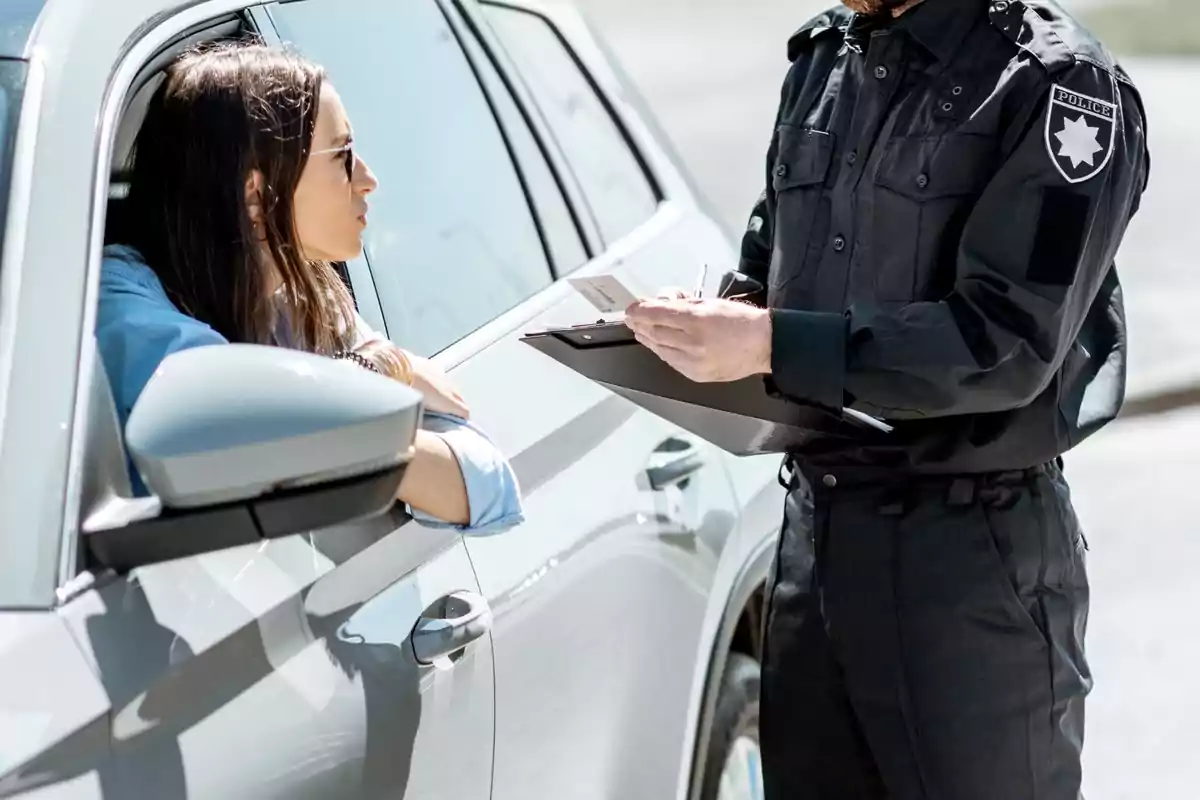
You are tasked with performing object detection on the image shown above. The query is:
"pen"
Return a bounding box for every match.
[694,263,708,299]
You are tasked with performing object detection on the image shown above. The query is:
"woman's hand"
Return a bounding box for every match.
[408,354,470,419]
[354,338,470,419]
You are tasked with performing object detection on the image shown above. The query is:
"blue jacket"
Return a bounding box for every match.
[95,245,523,535]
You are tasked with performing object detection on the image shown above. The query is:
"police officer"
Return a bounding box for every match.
[625,0,1150,797]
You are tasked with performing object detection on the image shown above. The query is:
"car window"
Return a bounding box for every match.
[480,4,659,248]
[455,11,589,275]
[271,0,554,357]
[0,60,27,276]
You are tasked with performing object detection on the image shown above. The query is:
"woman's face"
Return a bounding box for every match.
[292,84,378,262]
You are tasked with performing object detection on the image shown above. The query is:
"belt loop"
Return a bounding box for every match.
[946,476,976,508]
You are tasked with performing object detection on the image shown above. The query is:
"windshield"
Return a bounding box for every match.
[0,59,27,269]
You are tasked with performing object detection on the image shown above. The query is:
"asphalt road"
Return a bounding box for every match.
[567,1,1199,797]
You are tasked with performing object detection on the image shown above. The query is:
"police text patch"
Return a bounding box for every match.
[1044,85,1116,184]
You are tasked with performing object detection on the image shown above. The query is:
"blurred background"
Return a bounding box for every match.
[566,1,1197,798]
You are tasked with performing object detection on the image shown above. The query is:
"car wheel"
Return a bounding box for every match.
[700,652,764,800]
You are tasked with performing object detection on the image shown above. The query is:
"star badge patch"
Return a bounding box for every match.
[1045,84,1116,184]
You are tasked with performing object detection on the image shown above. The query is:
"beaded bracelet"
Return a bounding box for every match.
[331,350,381,374]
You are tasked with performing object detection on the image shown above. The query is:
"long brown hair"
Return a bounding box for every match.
[122,42,355,353]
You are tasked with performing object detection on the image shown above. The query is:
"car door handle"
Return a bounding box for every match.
[410,591,493,666]
[645,438,706,491]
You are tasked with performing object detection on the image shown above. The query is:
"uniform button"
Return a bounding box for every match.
[952,85,964,96]
[874,65,889,80]
[775,164,789,178]
[822,474,838,488]
[832,235,846,252]
[992,0,1009,11]
[846,150,858,166]
[942,102,954,112]
[916,173,929,189]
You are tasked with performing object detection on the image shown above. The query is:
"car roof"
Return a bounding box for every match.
[2,0,221,60]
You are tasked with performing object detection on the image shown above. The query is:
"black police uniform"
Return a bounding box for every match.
[735,1,1150,798]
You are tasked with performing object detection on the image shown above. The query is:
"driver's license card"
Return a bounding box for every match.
[567,274,640,315]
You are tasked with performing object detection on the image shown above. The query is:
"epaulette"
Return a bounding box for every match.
[988,0,1118,77]
[786,7,853,62]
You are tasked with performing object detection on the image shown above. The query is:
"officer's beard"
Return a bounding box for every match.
[841,0,925,17]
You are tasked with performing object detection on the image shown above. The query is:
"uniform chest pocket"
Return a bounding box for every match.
[871,134,998,303]
[773,126,835,191]
[770,126,834,297]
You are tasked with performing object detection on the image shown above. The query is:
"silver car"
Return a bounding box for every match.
[0,0,784,797]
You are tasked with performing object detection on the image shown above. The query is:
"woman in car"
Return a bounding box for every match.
[97,42,523,534]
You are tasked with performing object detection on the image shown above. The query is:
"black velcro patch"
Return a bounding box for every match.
[1028,187,1092,286]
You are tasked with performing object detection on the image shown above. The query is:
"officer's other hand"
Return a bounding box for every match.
[652,286,691,300]
[625,298,772,383]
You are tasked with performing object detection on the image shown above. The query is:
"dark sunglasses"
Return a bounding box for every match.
[312,141,354,181]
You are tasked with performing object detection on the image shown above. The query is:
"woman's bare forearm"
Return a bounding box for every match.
[397,429,470,525]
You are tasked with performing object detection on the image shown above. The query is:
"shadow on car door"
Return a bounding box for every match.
[45,513,494,799]
[457,344,741,800]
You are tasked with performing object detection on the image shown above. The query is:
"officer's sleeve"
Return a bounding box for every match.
[736,187,773,302]
[770,64,1149,418]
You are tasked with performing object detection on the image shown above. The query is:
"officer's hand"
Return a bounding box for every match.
[625,298,772,383]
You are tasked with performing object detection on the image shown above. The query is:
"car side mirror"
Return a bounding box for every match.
[84,344,422,573]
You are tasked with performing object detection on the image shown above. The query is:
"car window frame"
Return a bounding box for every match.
[54,2,270,603]
[434,0,567,287]
[476,0,664,245]
[445,0,597,271]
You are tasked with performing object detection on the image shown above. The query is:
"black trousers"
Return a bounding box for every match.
[760,461,1091,800]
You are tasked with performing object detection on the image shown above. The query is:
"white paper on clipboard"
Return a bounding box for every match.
[567,274,640,315]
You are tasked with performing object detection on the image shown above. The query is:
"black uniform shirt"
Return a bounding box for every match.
[739,0,1151,472]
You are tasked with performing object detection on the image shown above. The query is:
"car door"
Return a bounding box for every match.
[267,0,746,797]
[464,7,783,798]
[4,4,496,798]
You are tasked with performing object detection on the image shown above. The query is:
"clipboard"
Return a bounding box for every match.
[520,321,892,456]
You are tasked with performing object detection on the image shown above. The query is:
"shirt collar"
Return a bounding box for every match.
[893,0,986,63]
[843,11,886,53]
